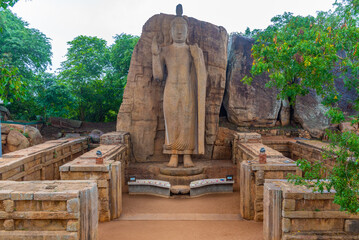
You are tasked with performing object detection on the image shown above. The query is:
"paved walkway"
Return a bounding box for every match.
[98,192,263,240]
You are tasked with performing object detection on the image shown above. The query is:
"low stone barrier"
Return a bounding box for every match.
[262,136,295,158]
[0,137,89,181]
[190,178,234,197]
[100,131,131,162]
[232,132,261,164]
[240,158,301,221]
[232,132,284,165]
[60,145,124,222]
[128,179,171,197]
[289,140,334,175]
[264,180,359,240]
[0,180,98,240]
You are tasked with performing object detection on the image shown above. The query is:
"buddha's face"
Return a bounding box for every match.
[171,22,187,43]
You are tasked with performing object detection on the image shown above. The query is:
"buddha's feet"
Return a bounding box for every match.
[183,154,194,168]
[167,154,178,168]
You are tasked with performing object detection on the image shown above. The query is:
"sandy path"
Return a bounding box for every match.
[98,192,263,240]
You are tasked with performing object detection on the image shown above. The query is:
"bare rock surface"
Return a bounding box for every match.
[89,129,104,143]
[293,90,330,139]
[1,124,43,153]
[6,129,30,152]
[117,13,228,162]
[223,34,281,128]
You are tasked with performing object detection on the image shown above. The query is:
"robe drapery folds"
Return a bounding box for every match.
[152,44,207,155]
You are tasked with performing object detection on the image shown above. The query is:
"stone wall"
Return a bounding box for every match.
[240,158,301,222]
[60,145,125,222]
[0,180,98,240]
[289,140,334,177]
[0,137,89,181]
[100,131,131,162]
[264,180,359,240]
[117,13,228,162]
[262,136,295,158]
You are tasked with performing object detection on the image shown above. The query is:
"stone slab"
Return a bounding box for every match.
[128,184,171,198]
[190,182,233,197]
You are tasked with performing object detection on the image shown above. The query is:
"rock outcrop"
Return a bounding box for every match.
[1,124,43,153]
[293,91,330,139]
[293,77,358,138]
[117,13,228,162]
[224,34,358,139]
[89,129,104,143]
[6,130,30,152]
[223,34,281,127]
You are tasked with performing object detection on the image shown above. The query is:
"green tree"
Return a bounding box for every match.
[246,0,359,213]
[59,34,138,122]
[0,9,51,113]
[59,35,110,121]
[109,33,139,79]
[0,0,19,9]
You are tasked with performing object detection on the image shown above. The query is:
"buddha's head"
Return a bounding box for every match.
[170,17,188,44]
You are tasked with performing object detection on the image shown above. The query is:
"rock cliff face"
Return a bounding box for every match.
[223,35,282,128]
[117,14,228,162]
[224,34,358,139]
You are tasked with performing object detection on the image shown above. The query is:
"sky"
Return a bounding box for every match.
[10,0,335,73]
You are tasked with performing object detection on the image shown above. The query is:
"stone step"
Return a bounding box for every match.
[117,213,243,221]
[170,185,190,195]
[157,173,207,185]
[160,166,204,176]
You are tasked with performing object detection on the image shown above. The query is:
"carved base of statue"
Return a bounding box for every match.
[166,154,194,168]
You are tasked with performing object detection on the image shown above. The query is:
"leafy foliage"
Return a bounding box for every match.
[58,34,139,122]
[0,9,51,108]
[1,10,139,122]
[247,0,359,213]
[0,0,19,9]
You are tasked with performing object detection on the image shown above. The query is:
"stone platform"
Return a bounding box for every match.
[158,166,206,187]
[126,160,238,191]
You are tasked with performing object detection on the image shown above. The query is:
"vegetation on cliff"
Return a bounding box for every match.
[246,0,359,213]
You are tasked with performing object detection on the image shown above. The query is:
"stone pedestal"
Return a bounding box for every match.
[240,158,301,221]
[0,180,98,240]
[60,145,123,222]
[157,165,207,191]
